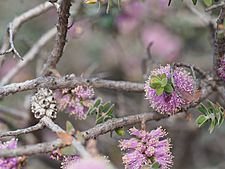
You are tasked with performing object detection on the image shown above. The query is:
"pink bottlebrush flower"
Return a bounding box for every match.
[141,24,182,64]
[66,157,110,169]
[119,127,173,169]
[217,57,225,82]
[50,150,64,161]
[54,85,94,120]
[50,150,80,169]
[72,85,94,100]
[0,138,20,169]
[61,155,80,169]
[144,64,195,114]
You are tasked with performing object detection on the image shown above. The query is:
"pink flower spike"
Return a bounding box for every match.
[119,127,173,169]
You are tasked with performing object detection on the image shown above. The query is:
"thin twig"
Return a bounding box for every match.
[82,112,166,140]
[0,75,145,97]
[0,2,56,63]
[0,122,44,138]
[41,116,90,158]
[0,79,213,158]
[205,1,225,11]
[0,139,64,157]
[0,27,57,85]
[41,0,72,75]
[185,2,215,27]
[174,62,208,78]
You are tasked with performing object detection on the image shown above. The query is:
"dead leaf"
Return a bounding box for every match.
[57,132,73,145]
[48,68,61,78]
[178,90,201,104]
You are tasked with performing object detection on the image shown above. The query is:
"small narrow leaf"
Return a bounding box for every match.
[94,98,102,107]
[198,103,208,115]
[115,127,125,136]
[203,0,213,6]
[161,73,167,79]
[164,84,173,94]
[152,162,160,169]
[84,0,97,4]
[150,82,161,89]
[156,87,164,96]
[102,102,111,112]
[66,121,75,135]
[161,77,168,87]
[196,115,207,127]
[150,76,161,84]
[59,145,77,155]
[209,121,215,133]
[192,0,197,5]
[57,132,73,145]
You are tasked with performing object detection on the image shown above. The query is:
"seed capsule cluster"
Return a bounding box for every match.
[31,88,57,119]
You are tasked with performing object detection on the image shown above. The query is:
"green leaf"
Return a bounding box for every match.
[152,162,160,169]
[196,100,225,133]
[161,73,167,79]
[203,0,213,6]
[150,76,161,84]
[96,104,115,124]
[88,107,97,115]
[164,83,173,94]
[161,77,168,87]
[93,98,102,107]
[209,121,215,133]
[196,115,207,127]
[102,102,112,112]
[150,82,161,89]
[98,105,104,113]
[115,127,125,136]
[106,104,114,116]
[198,103,208,115]
[156,87,164,96]
[60,145,77,155]
[218,115,224,126]
[192,0,197,5]
[66,121,75,135]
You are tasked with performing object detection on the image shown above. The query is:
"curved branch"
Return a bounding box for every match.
[82,112,166,140]
[0,122,44,138]
[0,76,144,97]
[0,82,213,158]
[0,139,64,157]
[0,2,56,61]
[41,0,71,75]
[0,27,57,85]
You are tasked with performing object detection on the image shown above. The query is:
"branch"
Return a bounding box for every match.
[174,62,208,78]
[0,2,56,62]
[0,139,64,157]
[0,27,57,85]
[185,2,215,27]
[41,116,90,158]
[205,1,225,11]
[41,0,71,75]
[0,122,44,138]
[82,112,165,140]
[0,80,213,158]
[82,84,214,139]
[0,76,144,97]
[0,116,90,158]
